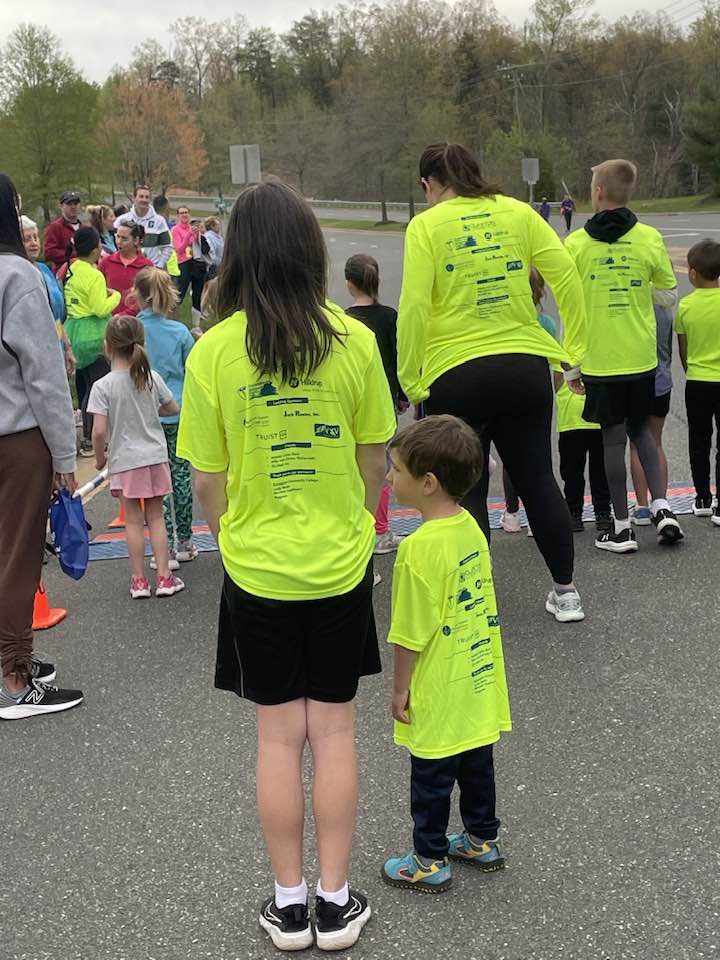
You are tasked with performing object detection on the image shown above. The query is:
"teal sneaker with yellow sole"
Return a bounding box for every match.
[381,850,452,894]
[447,832,505,871]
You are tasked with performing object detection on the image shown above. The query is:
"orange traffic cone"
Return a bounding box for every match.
[32,581,66,630]
[108,496,145,529]
[108,496,126,528]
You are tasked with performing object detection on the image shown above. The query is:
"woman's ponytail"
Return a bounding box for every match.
[419,142,500,199]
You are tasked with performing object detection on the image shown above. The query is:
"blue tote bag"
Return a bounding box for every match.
[50,488,89,580]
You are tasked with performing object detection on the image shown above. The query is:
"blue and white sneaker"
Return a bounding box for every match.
[447,832,505,871]
[630,505,652,526]
[381,850,452,893]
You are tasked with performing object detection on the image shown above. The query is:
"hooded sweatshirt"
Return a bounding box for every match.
[564,208,677,379]
[114,204,172,269]
[0,253,76,473]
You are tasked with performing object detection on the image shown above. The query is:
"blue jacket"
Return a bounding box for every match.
[140,308,195,424]
[37,261,65,324]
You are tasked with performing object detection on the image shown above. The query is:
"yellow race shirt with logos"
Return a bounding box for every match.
[555,382,600,433]
[397,194,586,403]
[564,223,676,377]
[389,510,511,760]
[674,288,720,382]
[177,304,397,600]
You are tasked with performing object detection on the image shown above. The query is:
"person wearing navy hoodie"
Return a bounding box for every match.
[132,266,197,567]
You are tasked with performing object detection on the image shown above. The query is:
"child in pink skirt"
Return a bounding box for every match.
[88,314,185,599]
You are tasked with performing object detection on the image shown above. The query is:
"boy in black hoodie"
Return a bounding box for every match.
[564,159,683,553]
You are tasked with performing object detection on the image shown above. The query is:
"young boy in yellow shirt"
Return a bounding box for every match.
[565,159,683,553]
[381,415,511,893]
[675,239,720,524]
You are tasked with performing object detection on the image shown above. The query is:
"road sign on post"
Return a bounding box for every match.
[230,144,262,185]
[521,157,540,205]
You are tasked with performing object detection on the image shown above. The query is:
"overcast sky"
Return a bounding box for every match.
[6,0,690,84]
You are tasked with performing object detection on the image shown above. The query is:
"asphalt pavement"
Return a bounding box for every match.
[2,222,720,960]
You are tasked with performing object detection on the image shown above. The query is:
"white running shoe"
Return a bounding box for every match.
[501,511,522,533]
[150,550,180,571]
[545,589,585,623]
[374,531,404,555]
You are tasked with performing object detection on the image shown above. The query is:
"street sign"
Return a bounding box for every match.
[521,158,540,185]
[230,144,262,185]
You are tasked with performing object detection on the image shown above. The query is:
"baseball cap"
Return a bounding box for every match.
[60,190,81,204]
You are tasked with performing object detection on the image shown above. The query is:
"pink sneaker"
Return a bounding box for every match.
[155,574,185,597]
[130,576,151,599]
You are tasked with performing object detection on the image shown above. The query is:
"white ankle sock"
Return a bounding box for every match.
[650,498,670,515]
[275,878,307,909]
[317,880,349,907]
[614,518,631,534]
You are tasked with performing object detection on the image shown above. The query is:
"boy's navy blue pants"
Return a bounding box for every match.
[410,745,500,860]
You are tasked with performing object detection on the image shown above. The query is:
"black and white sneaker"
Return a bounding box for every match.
[0,679,83,721]
[315,889,371,952]
[712,506,720,527]
[693,496,713,517]
[258,898,313,952]
[652,508,684,544]
[30,655,56,684]
[595,528,638,553]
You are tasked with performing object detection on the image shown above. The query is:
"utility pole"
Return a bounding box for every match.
[497,62,529,137]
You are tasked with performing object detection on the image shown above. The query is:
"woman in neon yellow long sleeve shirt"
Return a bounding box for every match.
[398,143,587,623]
[64,226,121,453]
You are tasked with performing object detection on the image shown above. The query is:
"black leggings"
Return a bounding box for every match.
[426,354,574,585]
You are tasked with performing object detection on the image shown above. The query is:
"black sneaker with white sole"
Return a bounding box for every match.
[315,889,371,952]
[595,528,638,553]
[693,496,713,517]
[713,507,720,527]
[30,655,56,684]
[258,898,313,952]
[0,679,83,720]
[652,508,684,544]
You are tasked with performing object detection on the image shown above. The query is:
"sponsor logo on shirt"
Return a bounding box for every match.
[314,423,340,439]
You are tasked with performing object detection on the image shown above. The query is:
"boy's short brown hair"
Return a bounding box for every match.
[389,415,483,500]
[687,238,720,281]
[591,159,638,206]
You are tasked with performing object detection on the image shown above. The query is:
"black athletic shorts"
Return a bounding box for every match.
[582,373,656,430]
[215,561,381,705]
[651,391,671,419]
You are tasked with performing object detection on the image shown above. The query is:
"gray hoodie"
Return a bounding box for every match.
[0,253,76,473]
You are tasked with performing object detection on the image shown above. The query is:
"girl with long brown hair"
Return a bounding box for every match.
[87,314,185,599]
[177,179,395,951]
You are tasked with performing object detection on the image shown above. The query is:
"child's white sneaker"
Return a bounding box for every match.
[150,549,180,571]
[501,510,522,533]
[175,539,199,562]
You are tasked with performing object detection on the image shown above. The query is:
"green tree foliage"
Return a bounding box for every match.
[0,24,98,219]
[686,85,720,196]
[4,3,720,208]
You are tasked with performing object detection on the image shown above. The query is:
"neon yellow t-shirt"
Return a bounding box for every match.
[177,304,397,600]
[674,288,720,382]
[397,194,587,403]
[556,382,599,433]
[564,223,676,377]
[389,510,511,760]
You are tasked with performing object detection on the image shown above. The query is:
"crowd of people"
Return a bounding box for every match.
[1,142,719,952]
